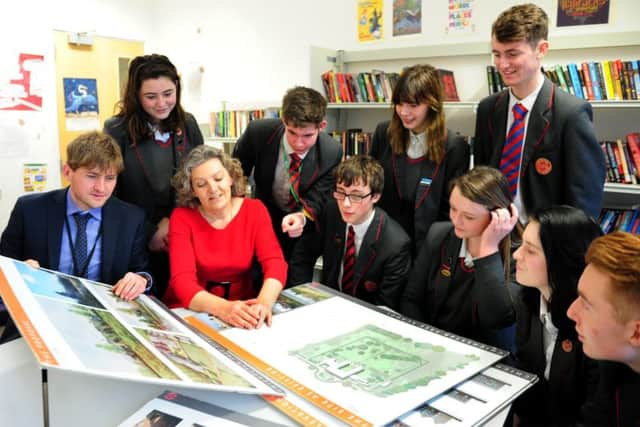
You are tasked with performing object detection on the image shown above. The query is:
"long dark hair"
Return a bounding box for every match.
[115,54,187,145]
[524,205,603,337]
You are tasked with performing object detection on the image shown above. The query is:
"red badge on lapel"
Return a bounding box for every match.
[535,158,552,175]
[562,339,573,353]
[364,281,378,292]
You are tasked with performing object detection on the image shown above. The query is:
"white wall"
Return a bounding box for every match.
[0,0,152,229]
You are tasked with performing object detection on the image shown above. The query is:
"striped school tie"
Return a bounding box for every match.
[341,226,356,295]
[499,103,528,196]
[287,153,301,210]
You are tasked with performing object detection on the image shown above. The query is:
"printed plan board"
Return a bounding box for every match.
[395,363,537,426]
[0,256,279,395]
[216,292,507,426]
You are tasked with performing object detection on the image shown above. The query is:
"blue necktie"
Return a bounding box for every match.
[73,213,89,277]
[500,103,528,196]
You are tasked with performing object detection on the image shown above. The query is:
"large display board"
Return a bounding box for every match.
[0,257,279,395]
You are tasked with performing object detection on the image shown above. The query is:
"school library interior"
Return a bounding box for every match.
[1,1,640,426]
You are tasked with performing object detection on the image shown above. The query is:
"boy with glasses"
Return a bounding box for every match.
[289,155,411,311]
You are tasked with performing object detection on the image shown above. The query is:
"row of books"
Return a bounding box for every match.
[602,132,640,184]
[209,108,280,138]
[321,69,400,103]
[321,68,461,103]
[486,65,507,95]
[599,208,640,234]
[330,129,372,159]
[542,60,640,101]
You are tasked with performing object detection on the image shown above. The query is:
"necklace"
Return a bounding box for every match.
[199,205,233,228]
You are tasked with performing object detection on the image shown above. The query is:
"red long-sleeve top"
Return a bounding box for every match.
[163,198,287,308]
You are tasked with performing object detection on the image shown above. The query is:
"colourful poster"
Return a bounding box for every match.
[557,0,610,27]
[358,0,384,42]
[23,163,48,193]
[447,0,475,33]
[0,53,44,111]
[63,77,100,131]
[393,0,422,37]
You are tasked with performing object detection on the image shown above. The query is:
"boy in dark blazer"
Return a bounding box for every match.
[0,131,150,342]
[474,3,605,220]
[233,87,342,264]
[290,155,411,311]
[567,232,640,427]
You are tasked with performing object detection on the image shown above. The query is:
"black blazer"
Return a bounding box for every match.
[474,78,605,219]
[0,189,148,285]
[233,118,343,225]
[104,113,204,239]
[512,295,598,426]
[370,121,469,254]
[402,222,518,350]
[581,361,640,427]
[291,202,411,311]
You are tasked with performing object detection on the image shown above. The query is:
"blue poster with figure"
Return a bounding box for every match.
[63,77,100,130]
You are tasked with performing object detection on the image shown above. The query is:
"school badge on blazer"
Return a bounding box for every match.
[364,280,378,292]
[535,157,552,175]
[562,339,573,353]
[440,264,451,277]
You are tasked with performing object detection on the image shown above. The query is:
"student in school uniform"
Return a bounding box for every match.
[510,205,602,426]
[233,86,342,275]
[473,3,605,221]
[289,155,411,311]
[104,54,204,298]
[567,232,640,427]
[402,166,521,351]
[0,132,151,343]
[369,64,469,256]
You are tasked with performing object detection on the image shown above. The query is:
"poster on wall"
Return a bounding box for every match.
[0,52,44,111]
[557,0,610,27]
[63,77,100,131]
[447,0,475,34]
[393,0,422,37]
[23,163,48,192]
[358,0,384,42]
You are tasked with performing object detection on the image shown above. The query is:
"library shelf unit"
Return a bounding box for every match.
[310,31,640,211]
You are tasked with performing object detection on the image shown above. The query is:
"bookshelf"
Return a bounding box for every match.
[310,33,640,219]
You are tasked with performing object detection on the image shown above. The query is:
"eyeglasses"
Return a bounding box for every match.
[333,190,372,204]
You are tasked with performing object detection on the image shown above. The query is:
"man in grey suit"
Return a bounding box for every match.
[474,3,605,221]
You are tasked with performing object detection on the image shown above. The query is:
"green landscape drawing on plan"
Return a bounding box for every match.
[290,324,480,397]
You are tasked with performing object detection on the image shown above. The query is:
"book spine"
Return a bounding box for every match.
[588,62,603,100]
[612,60,624,100]
[595,62,607,100]
[605,141,621,182]
[601,142,615,183]
[624,61,637,100]
[555,65,570,94]
[601,60,615,100]
[621,140,638,184]
[581,62,595,100]
[568,63,585,99]
[633,60,640,100]
[615,139,632,183]
[625,132,640,180]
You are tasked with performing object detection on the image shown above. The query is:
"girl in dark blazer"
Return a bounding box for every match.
[511,206,602,426]
[104,54,203,297]
[402,166,521,351]
[370,64,469,256]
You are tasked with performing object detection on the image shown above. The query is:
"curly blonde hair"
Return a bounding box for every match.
[172,145,247,208]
